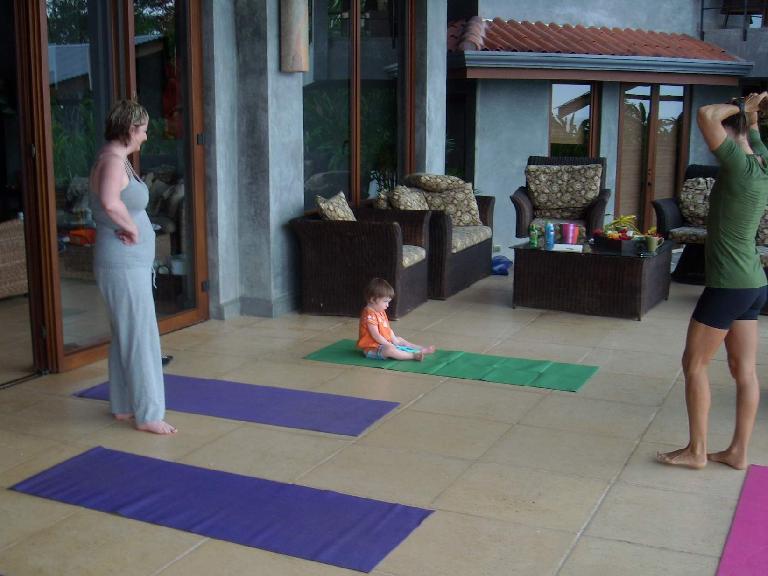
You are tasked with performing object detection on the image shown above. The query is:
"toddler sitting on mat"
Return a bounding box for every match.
[357,278,435,361]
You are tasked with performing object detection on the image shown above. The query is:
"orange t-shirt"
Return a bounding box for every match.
[357,307,393,351]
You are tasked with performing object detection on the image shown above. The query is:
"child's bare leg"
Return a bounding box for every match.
[381,343,425,361]
[657,320,725,470]
[708,320,759,470]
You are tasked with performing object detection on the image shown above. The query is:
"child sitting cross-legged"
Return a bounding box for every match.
[357,278,436,361]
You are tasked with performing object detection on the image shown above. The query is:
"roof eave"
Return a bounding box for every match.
[449,51,753,78]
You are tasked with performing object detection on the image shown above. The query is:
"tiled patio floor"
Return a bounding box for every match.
[1,275,767,575]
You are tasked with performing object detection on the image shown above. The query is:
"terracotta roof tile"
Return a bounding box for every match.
[447,18,736,62]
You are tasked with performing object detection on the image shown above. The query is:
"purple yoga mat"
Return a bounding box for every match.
[75,374,398,436]
[11,447,432,573]
[717,464,768,575]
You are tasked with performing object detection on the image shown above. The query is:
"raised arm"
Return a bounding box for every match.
[696,102,739,152]
[747,92,768,157]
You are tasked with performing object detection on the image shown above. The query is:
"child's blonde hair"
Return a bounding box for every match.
[364,278,394,302]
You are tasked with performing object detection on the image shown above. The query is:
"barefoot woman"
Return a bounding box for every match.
[658,92,768,470]
[90,100,176,435]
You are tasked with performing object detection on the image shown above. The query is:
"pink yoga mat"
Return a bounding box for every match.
[717,464,768,576]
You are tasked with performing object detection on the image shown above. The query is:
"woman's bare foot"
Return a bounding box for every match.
[136,420,177,435]
[656,448,707,470]
[708,449,747,470]
[113,413,134,421]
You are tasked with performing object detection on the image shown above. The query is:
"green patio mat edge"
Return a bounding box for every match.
[304,340,597,392]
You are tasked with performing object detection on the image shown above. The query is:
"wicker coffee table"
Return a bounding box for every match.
[512,242,672,320]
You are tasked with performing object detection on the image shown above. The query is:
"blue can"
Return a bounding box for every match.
[544,222,555,250]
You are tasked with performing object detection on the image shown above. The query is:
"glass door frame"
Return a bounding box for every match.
[16,0,208,373]
[616,82,692,230]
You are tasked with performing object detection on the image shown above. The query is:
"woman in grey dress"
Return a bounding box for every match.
[90,100,176,435]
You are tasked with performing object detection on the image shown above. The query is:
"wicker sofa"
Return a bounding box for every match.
[0,218,28,300]
[511,156,610,238]
[290,208,431,319]
[372,174,495,300]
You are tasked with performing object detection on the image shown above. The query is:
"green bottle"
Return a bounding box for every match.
[528,224,539,248]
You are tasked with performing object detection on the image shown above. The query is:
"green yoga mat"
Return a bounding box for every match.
[304,340,598,392]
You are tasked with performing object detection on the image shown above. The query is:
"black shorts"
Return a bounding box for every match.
[692,286,768,330]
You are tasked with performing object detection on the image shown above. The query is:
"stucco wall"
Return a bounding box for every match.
[473,80,550,256]
[689,84,741,166]
[477,0,701,35]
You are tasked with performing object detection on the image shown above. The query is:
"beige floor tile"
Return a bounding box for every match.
[0,385,48,414]
[485,338,593,363]
[434,461,607,532]
[482,424,637,480]
[586,482,736,556]
[314,372,438,404]
[0,510,202,576]
[21,363,108,397]
[409,380,545,423]
[619,441,746,500]
[159,349,253,378]
[157,539,359,576]
[537,310,621,327]
[180,425,350,482]
[559,536,719,576]
[0,396,116,443]
[520,395,657,440]
[217,358,346,390]
[580,348,682,380]
[378,510,574,576]
[510,321,610,347]
[358,409,510,459]
[0,444,90,489]
[426,311,527,339]
[299,445,471,508]
[0,429,63,476]
[0,489,76,551]
[186,331,305,358]
[160,328,218,351]
[596,323,688,356]
[77,411,243,462]
[577,370,675,406]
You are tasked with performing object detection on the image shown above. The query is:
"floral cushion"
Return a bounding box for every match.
[757,245,768,267]
[678,177,714,226]
[423,184,482,226]
[315,191,356,221]
[373,190,391,210]
[756,207,768,246]
[525,164,602,219]
[402,244,426,268]
[390,186,429,210]
[403,173,467,193]
[451,225,492,253]
[669,226,707,244]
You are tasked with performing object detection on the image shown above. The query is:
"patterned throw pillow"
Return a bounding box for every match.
[423,183,482,226]
[315,191,356,221]
[373,189,391,210]
[403,173,468,193]
[525,164,602,219]
[678,177,714,227]
[390,186,429,210]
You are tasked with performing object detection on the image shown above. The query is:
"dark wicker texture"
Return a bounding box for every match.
[362,195,495,300]
[510,156,611,238]
[651,164,718,285]
[513,244,672,320]
[290,209,431,319]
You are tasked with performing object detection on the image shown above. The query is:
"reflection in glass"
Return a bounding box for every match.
[619,85,651,223]
[360,0,398,200]
[303,0,351,210]
[47,0,112,351]
[652,85,684,215]
[133,0,195,317]
[550,83,591,156]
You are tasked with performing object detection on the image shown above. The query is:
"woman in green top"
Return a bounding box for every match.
[658,92,768,470]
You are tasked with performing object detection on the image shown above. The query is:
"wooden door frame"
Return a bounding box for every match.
[616,83,691,230]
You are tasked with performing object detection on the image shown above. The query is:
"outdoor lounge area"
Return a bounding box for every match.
[1,276,767,575]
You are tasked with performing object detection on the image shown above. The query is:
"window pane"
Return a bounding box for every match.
[303,0,351,211]
[550,83,591,156]
[360,0,398,200]
[47,0,113,351]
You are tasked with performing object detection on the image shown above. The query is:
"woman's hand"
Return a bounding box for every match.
[115,226,139,245]
[744,92,767,113]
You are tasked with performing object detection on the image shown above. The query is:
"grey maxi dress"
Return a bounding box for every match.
[92,159,165,424]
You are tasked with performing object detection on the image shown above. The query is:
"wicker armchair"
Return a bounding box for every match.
[510,156,610,238]
[290,209,431,319]
[652,164,718,284]
[0,218,28,299]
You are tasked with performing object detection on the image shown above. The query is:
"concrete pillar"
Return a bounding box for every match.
[413,0,447,174]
